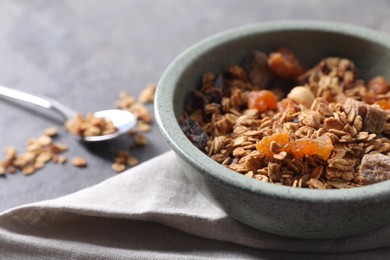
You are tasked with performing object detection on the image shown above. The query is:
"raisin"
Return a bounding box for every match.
[362,90,376,104]
[185,90,208,112]
[181,118,209,152]
[224,65,247,80]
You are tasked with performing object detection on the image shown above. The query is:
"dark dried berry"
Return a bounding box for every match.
[184,90,208,113]
[181,118,209,151]
[243,50,273,88]
[224,65,247,81]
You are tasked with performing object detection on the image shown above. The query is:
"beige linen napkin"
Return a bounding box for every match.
[0,151,389,259]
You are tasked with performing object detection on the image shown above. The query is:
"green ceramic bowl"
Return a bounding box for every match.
[155,20,390,239]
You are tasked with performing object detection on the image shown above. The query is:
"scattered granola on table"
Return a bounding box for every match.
[113,83,156,172]
[112,150,139,173]
[116,83,155,125]
[71,157,87,168]
[181,47,390,189]
[0,128,69,176]
[1,83,156,177]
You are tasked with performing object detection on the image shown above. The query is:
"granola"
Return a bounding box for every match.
[64,112,117,137]
[0,128,69,176]
[71,157,87,168]
[181,48,390,189]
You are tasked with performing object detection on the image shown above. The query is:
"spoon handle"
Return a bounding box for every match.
[0,85,76,121]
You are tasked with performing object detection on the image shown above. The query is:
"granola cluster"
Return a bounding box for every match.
[65,113,117,137]
[181,48,390,189]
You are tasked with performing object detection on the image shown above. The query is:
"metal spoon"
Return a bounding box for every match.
[0,85,137,142]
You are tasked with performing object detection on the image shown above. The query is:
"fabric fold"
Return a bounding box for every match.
[0,151,389,259]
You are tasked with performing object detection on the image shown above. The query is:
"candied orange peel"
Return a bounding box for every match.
[256,133,334,160]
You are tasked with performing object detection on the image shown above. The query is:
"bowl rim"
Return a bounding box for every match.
[155,20,390,203]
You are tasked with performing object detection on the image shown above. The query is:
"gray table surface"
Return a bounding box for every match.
[0,0,389,212]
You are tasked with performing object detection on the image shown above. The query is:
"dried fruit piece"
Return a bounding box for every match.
[267,48,305,80]
[224,65,247,80]
[363,90,376,104]
[374,99,390,110]
[247,90,277,112]
[180,118,209,152]
[291,135,334,160]
[256,133,289,158]
[368,76,389,94]
[256,133,333,160]
[343,98,387,134]
[243,50,273,87]
[358,153,390,184]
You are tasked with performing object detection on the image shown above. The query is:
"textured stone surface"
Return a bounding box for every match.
[0,0,389,211]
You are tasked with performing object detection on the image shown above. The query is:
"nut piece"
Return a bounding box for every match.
[287,86,315,108]
[72,157,87,168]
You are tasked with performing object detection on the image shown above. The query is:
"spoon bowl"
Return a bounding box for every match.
[82,109,136,142]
